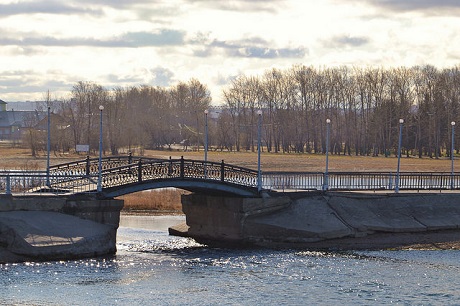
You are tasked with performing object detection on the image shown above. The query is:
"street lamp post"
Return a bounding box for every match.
[257,109,262,192]
[204,110,208,162]
[451,121,456,189]
[204,109,208,178]
[46,105,51,187]
[395,118,404,193]
[323,118,331,191]
[97,105,104,193]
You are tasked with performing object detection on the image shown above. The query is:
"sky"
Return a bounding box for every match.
[1,0,460,104]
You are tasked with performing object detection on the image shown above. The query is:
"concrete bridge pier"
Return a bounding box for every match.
[173,193,291,245]
[0,195,124,263]
[172,191,460,250]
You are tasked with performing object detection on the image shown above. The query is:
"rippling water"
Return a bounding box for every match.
[1,215,459,305]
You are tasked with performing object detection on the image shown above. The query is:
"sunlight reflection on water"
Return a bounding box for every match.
[0,215,459,305]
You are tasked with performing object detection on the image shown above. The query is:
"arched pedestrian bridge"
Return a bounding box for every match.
[10,156,261,197]
[1,155,460,196]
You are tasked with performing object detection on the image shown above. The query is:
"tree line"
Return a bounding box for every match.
[222,65,460,158]
[26,64,460,159]
[30,79,211,156]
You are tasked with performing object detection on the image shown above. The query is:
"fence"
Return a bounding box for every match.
[262,172,460,191]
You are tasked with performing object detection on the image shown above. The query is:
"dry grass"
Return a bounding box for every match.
[0,145,89,170]
[120,189,187,213]
[0,146,456,213]
[141,149,455,172]
[0,145,452,172]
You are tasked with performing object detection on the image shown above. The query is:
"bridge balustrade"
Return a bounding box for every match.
[1,156,460,195]
[99,157,258,189]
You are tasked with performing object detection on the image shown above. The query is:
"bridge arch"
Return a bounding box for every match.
[101,178,259,198]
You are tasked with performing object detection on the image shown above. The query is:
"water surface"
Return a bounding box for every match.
[1,214,458,305]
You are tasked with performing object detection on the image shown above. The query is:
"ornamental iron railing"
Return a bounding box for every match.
[1,156,460,195]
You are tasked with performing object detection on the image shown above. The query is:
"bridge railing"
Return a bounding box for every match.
[262,171,460,191]
[0,171,98,194]
[3,158,460,195]
[99,157,259,189]
[49,155,162,176]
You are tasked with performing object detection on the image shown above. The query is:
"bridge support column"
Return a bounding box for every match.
[0,195,124,263]
[179,194,291,245]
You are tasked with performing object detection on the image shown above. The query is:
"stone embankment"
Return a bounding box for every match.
[0,195,123,263]
[170,192,460,250]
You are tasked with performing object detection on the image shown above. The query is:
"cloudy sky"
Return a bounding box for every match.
[1,0,459,103]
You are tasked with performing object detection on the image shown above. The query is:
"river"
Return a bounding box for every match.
[1,214,459,305]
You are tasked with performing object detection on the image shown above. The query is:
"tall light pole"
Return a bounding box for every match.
[395,118,404,193]
[257,109,262,192]
[97,105,104,193]
[451,121,456,189]
[204,110,208,163]
[46,105,51,187]
[323,118,331,191]
[204,109,208,178]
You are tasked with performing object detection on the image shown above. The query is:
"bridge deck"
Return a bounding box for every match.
[1,156,460,196]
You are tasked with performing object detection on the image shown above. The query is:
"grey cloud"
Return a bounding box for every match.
[76,0,159,8]
[150,67,175,87]
[0,71,70,94]
[120,30,185,46]
[363,0,460,14]
[197,38,307,59]
[0,29,185,48]
[106,74,145,84]
[1,28,303,59]
[328,35,370,48]
[227,46,306,58]
[215,73,238,86]
[187,0,287,13]
[0,1,102,16]
[0,0,176,25]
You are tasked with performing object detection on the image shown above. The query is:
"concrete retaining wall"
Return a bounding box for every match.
[179,192,460,249]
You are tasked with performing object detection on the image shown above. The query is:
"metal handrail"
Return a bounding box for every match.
[2,158,460,195]
[262,171,460,191]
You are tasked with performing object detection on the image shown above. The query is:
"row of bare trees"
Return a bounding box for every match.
[222,65,460,157]
[27,64,460,158]
[39,79,211,155]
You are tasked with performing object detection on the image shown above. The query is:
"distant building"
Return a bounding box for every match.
[0,99,45,141]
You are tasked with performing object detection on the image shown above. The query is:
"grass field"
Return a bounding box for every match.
[0,146,454,172]
[0,146,456,212]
